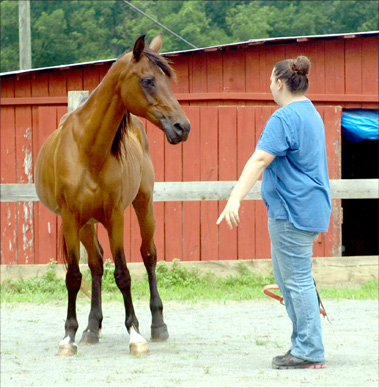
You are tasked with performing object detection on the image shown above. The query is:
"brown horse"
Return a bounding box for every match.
[34,34,190,356]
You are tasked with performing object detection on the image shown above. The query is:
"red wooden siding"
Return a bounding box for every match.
[0,104,342,264]
[199,107,219,261]
[1,33,377,264]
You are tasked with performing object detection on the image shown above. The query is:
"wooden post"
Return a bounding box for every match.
[18,0,32,70]
[67,91,88,113]
[68,91,89,263]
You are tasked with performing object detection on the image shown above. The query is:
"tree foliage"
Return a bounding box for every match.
[1,0,378,72]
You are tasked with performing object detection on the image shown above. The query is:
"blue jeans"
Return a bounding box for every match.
[268,218,325,362]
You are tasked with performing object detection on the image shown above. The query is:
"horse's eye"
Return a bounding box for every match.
[140,77,155,89]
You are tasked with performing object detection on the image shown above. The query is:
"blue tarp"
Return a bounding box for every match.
[341,109,379,143]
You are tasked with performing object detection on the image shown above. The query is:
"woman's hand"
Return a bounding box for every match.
[216,196,241,229]
[216,150,275,230]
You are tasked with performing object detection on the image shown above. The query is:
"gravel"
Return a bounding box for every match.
[1,299,378,387]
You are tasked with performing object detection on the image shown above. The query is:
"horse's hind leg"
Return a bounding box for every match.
[79,224,104,345]
[133,193,169,342]
[57,212,82,356]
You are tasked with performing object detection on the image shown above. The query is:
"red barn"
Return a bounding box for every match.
[1,31,378,265]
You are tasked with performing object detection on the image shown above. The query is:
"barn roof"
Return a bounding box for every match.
[1,31,378,77]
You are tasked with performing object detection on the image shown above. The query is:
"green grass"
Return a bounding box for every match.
[1,259,378,304]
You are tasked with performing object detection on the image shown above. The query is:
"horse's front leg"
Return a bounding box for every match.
[106,211,150,356]
[57,213,82,356]
[133,195,169,342]
[79,224,104,345]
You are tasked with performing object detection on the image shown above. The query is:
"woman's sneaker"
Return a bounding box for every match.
[272,349,291,363]
[272,352,326,369]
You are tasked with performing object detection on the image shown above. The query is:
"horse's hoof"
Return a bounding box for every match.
[129,327,150,356]
[151,324,169,342]
[129,340,150,356]
[56,336,77,356]
[56,343,77,356]
[79,330,99,345]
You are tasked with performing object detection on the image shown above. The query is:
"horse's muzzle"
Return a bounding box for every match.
[161,118,191,145]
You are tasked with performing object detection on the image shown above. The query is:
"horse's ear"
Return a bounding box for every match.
[133,35,145,61]
[149,34,162,52]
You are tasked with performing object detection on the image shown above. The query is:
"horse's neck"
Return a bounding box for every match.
[74,69,126,166]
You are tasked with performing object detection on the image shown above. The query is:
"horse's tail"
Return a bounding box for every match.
[58,224,91,299]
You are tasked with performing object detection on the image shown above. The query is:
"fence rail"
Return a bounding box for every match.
[1,179,378,203]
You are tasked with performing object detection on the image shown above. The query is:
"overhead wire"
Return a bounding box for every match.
[121,0,198,49]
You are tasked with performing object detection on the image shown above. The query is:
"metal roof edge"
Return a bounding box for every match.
[0,58,117,78]
[163,30,379,56]
[1,31,378,78]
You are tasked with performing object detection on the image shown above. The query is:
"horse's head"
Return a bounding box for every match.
[118,34,191,145]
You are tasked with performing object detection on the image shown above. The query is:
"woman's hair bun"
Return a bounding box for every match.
[290,56,311,76]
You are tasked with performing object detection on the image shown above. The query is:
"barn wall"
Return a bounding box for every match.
[1,34,377,264]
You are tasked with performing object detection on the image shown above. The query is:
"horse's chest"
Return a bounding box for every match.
[57,140,143,222]
[78,159,141,218]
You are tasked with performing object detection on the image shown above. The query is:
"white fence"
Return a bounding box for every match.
[1,179,378,203]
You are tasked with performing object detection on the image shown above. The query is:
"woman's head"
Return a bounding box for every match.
[272,56,311,95]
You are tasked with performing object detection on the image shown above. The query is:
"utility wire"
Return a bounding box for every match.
[121,0,198,49]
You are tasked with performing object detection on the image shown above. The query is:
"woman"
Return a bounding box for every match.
[217,56,331,369]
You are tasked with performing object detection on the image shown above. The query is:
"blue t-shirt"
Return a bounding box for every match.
[256,100,331,232]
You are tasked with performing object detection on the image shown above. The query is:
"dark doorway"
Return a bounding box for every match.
[341,136,378,256]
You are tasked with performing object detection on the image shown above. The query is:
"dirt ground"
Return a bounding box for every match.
[1,299,378,388]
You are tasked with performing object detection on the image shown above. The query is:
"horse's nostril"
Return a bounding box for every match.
[174,123,184,133]
[174,121,191,135]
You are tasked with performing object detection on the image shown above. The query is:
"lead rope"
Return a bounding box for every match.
[264,281,332,324]
[314,279,332,324]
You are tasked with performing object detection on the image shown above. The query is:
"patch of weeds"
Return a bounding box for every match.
[2,258,378,303]
[156,259,202,288]
[274,341,283,348]
[1,259,66,303]
[105,375,112,383]
[255,336,269,346]
[224,261,274,287]
[319,278,379,300]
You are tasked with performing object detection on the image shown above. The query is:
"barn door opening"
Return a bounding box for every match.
[341,109,379,256]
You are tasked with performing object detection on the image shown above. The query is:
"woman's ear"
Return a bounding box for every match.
[277,78,284,91]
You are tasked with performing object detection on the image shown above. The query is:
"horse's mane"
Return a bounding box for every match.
[116,47,175,80]
[111,112,129,160]
[143,48,175,79]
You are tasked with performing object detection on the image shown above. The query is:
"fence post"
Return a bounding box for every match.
[68,91,89,264]
[68,91,88,113]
